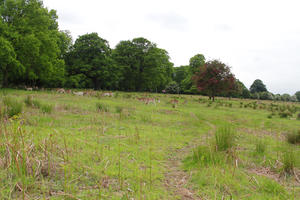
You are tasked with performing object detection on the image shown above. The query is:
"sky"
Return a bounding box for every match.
[43,0,300,95]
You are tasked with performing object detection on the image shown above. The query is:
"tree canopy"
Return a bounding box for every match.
[250,79,267,93]
[193,60,236,101]
[113,37,173,92]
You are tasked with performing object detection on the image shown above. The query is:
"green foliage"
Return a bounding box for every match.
[215,126,235,151]
[65,33,119,90]
[96,102,109,112]
[164,81,179,94]
[189,54,205,73]
[113,37,173,92]
[3,96,23,117]
[279,110,292,118]
[286,130,300,144]
[0,0,66,87]
[250,79,268,93]
[295,91,300,102]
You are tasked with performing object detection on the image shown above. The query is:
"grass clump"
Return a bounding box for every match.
[24,96,41,108]
[96,102,109,112]
[40,104,53,114]
[286,130,300,145]
[281,150,296,174]
[215,126,235,151]
[191,146,224,166]
[3,97,23,117]
[255,140,267,154]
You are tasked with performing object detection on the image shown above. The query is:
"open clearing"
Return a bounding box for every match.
[0,89,299,199]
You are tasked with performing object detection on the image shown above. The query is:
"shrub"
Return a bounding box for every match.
[96,102,109,112]
[40,104,53,114]
[297,113,300,120]
[281,150,295,174]
[286,130,300,144]
[3,97,23,117]
[279,110,292,118]
[215,126,235,151]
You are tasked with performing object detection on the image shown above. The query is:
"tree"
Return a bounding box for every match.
[250,79,267,93]
[179,54,206,93]
[65,33,119,89]
[193,60,236,101]
[189,54,205,74]
[113,37,173,92]
[0,37,23,87]
[0,0,66,87]
[295,91,300,102]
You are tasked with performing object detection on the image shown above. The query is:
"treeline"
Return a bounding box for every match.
[0,0,299,102]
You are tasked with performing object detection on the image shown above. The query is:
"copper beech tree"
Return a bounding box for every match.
[193,60,236,101]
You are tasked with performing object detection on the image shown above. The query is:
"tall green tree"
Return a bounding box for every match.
[0,0,66,87]
[189,54,205,73]
[113,37,173,92]
[295,91,300,102]
[0,37,23,87]
[66,33,120,89]
[250,79,267,93]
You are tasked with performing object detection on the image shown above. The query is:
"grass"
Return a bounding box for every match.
[0,89,299,199]
[2,96,23,117]
[215,126,235,151]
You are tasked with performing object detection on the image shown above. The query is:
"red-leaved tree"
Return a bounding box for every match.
[193,60,236,101]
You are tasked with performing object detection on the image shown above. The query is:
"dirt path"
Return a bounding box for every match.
[164,120,216,199]
[164,144,201,200]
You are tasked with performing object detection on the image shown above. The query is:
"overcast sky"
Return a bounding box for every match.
[43,0,300,95]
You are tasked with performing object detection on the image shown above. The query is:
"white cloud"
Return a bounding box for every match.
[43,0,300,94]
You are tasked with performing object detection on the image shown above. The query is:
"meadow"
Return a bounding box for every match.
[0,89,299,200]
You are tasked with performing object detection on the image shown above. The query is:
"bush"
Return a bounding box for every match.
[286,130,300,144]
[165,81,180,94]
[279,110,292,118]
[96,102,109,112]
[215,126,235,151]
[297,113,300,120]
[3,97,23,117]
[40,104,53,114]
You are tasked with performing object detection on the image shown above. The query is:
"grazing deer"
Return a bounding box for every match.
[102,92,114,97]
[57,88,65,94]
[73,91,84,96]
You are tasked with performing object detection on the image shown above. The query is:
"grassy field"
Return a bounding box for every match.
[0,89,299,200]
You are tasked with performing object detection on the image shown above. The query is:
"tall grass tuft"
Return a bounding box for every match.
[281,150,296,174]
[255,140,267,154]
[215,126,235,151]
[96,102,109,112]
[192,146,224,166]
[40,104,53,114]
[3,97,23,117]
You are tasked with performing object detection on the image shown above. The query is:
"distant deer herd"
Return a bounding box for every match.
[23,87,184,106]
